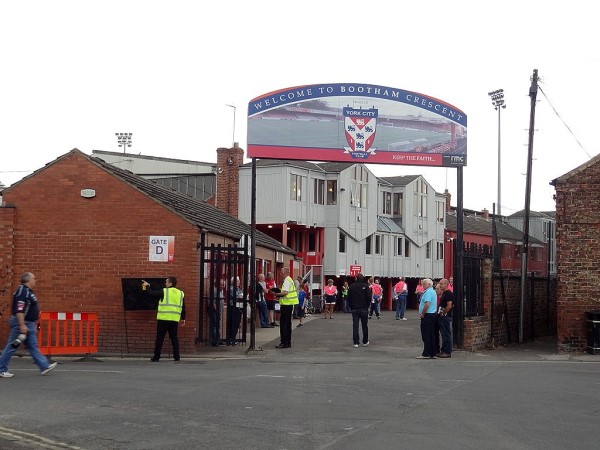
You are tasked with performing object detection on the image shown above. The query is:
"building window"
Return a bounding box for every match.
[393,193,403,217]
[290,174,303,201]
[365,235,372,255]
[326,180,337,205]
[339,231,346,253]
[426,241,431,259]
[308,232,316,252]
[437,242,444,260]
[354,165,369,182]
[396,237,404,256]
[375,235,382,255]
[382,191,392,215]
[404,239,411,257]
[415,178,428,217]
[314,179,325,205]
[514,245,521,259]
[351,166,368,208]
[291,232,301,251]
[437,201,445,223]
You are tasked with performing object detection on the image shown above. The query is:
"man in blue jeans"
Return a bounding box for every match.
[437,278,454,358]
[394,277,408,320]
[0,272,57,378]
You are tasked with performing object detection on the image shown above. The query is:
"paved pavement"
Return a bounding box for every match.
[1,309,598,449]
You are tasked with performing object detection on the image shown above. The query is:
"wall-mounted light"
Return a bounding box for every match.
[340,188,346,192]
[267,225,273,229]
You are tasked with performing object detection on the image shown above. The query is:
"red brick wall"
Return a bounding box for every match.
[0,206,15,317]
[463,259,557,351]
[216,146,244,218]
[555,167,600,352]
[0,152,201,355]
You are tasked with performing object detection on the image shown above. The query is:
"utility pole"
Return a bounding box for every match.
[519,69,538,343]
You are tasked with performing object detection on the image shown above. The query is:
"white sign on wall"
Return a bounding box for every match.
[149,236,175,262]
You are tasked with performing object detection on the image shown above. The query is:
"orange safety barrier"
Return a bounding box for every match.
[38,312,99,356]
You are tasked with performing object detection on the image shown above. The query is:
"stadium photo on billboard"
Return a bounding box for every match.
[247,83,467,167]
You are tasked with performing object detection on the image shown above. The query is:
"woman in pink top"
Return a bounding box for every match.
[323,279,338,319]
[415,279,425,302]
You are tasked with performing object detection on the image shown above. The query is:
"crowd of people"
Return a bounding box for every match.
[0,271,455,378]
[198,272,455,358]
[248,273,454,358]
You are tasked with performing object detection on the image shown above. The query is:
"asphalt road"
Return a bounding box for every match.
[1,309,598,449]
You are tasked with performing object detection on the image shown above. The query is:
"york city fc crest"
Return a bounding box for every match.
[343,107,378,159]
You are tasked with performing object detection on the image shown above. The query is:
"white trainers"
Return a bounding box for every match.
[362,341,370,347]
[41,362,58,375]
[0,371,14,378]
[353,344,359,348]
[401,318,407,321]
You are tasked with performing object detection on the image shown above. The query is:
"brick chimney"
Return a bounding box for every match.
[481,208,489,219]
[444,189,452,212]
[216,145,244,218]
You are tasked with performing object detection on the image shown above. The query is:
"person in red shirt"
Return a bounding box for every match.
[323,279,338,319]
[394,277,408,320]
[369,278,383,319]
[264,272,278,326]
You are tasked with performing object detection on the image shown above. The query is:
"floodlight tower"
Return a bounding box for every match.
[488,89,506,216]
[115,132,133,153]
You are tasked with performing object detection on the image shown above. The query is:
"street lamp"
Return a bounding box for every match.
[226,104,236,147]
[115,132,133,153]
[488,89,506,216]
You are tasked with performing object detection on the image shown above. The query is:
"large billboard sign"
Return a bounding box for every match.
[247,83,467,167]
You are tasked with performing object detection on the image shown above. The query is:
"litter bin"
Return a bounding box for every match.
[586,310,600,355]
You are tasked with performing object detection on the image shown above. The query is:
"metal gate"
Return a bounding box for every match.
[198,236,249,346]
[462,242,490,317]
[453,240,491,346]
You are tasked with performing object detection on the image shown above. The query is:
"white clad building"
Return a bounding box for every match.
[238,159,445,301]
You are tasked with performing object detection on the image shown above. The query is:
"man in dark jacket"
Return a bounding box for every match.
[348,273,372,348]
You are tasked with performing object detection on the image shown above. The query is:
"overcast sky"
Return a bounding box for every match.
[1,1,597,215]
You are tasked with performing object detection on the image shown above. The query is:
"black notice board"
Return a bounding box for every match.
[122,278,164,311]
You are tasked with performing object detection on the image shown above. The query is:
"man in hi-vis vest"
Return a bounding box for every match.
[272,267,298,349]
[142,276,185,362]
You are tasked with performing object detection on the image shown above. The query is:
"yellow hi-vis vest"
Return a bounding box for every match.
[157,287,184,322]
[279,276,299,306]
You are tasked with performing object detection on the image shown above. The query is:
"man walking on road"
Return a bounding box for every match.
[348,273,371,348]
[0,272,57,378]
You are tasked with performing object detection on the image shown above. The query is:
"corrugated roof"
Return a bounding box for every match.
[240,159,325,171]
[507,209,554,219]
[377,217,404,233]
[379,175,420,186]
[314,162,354,173]
[10,150,294,255]
[446,212,543,244]
[239,159,355,174]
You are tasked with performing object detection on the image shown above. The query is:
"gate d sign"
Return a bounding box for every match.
[149,236,175,262]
